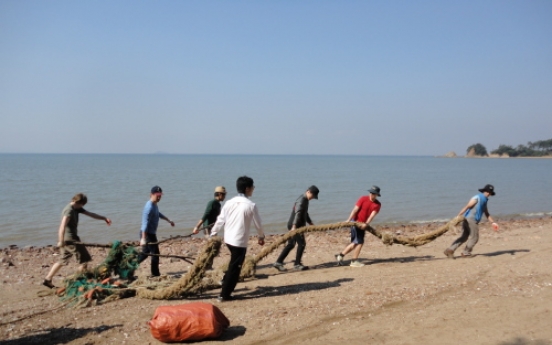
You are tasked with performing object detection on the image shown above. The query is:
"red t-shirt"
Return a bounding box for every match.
[354,196,381,223]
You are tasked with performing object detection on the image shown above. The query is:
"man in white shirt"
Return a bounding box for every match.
[211,176,265,302]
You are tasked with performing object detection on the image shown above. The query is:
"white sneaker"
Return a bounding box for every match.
[335,254,344,266]
[350,261,365,267]
[273,262,287,272]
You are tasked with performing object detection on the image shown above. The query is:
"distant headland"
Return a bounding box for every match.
[440,138,552,158]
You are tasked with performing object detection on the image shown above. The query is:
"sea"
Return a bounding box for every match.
[1,154,551,248]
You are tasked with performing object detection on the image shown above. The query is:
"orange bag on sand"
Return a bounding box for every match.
[148,302,230,343]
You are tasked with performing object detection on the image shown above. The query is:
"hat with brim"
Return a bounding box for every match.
[151,185,163,195]
[368,185,381,196]
[478,184,495,196]
[215,186,226,194]
[307,185,319,199]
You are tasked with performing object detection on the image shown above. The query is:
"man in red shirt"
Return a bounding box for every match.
[336,186,382,267]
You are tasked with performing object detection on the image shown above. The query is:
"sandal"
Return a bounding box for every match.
[42,279,56,289]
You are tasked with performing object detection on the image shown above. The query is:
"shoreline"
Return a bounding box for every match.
[3,215,550,251]
[437,155,552,159]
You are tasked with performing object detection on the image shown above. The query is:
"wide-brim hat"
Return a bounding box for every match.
[478,184,495,196]
[368,185,381,196]
[215,186,227,193]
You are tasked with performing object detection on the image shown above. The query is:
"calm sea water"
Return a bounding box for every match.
[0,154,551,248]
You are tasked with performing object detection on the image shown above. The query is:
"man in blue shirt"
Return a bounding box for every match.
[138,186,175,276]
[444,184,499,258]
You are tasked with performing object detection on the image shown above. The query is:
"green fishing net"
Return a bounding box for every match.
[59,241,139,306]
[99,240,140,279]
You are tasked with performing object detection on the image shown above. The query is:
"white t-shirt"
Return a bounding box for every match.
[211,194,265,248]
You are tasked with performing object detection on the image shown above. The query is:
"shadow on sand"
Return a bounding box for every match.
[236,277,354,300]
[497,336,551,345]
[216,326,247,341]
[480,249,531,257]
[0,324,121,345]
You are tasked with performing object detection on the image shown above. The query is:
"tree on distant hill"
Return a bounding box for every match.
[528,139,552,153]
[466,143,488,156]
[491,144,518,157]
[491,138,552,157]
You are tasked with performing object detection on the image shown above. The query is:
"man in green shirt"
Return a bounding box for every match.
[43,193,111,289]
[193,186,227,237]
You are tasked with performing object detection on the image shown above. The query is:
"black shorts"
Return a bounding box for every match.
[350,226,365,244]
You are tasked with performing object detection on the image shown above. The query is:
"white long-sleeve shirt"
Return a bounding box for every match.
[210,194,265,248]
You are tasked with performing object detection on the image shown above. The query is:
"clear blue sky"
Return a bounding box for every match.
[1,1,551,155]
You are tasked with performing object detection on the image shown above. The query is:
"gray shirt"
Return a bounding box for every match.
[61,203,86,240]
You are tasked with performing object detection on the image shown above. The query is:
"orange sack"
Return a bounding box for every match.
[148,302,230,342]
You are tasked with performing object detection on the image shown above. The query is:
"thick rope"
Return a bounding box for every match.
[136,237,222,299]
[240,216,464,279]
[50,217,462,304]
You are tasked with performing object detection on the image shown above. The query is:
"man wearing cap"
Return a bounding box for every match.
[336,186,382,267]
[273,185,319,271]
[210,176,265,302]
[137,186,175,277]
[192,186,227,238]
[444,184,498,258]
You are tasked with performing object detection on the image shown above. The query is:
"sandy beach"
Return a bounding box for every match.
[1,217,552,345]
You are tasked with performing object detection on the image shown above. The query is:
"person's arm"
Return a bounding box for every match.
[306,212,313,226]
[210,204,227,237]
[140,204,151,245]
[484,205,498,230]
[291,197,308,230]
[360,210,378,229]
[82,210,112,225]
[193,201,213,234]
[193,219,204,233]
[57,216,69,247]
[458,198,478,217]
[252,205,265,245]
[159,212,175,226]
[347,205,360,222]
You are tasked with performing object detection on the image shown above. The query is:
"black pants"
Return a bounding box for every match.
[276,233,306,265]
[220,244,247,299]
[137,233,160,276]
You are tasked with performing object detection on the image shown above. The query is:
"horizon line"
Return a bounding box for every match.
[0,152,438,157]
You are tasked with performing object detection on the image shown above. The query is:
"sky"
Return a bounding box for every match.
[1,1,551,156]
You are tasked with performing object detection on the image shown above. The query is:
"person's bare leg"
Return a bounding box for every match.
[341,243,357,256]
[45,262,62,281]
[352,243,364,260]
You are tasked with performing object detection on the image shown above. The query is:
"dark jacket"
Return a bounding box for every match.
[201,199,222,226]
[287,194,312,230]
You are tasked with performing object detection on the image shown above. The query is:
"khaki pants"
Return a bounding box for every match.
[60,238,92,265]
[448,218,479,255]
